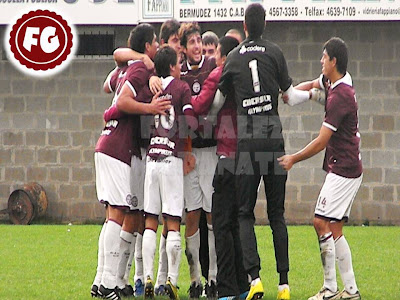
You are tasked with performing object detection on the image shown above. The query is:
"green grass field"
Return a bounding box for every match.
[0,225,398,299]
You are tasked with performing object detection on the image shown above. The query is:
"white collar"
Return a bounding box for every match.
[161,76,174,90]
[186,55,205,70]
[331,72,353,89]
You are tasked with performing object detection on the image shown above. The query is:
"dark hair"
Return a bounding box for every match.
[202,31,218,46]
[128,23,155,54]
[154,45,178,78]
[323,37,348,75]
[179,22,201,48]
[218,36,239,57]
[160,19,180,44]
[245,3,266,39]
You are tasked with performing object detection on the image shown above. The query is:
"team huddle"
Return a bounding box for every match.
[92,4,363,300]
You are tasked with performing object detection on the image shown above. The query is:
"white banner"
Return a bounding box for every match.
[174,0,400,22]
[0,0,139,25]
[0,0,399,24]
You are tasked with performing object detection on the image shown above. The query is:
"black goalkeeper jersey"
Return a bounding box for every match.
[219,37,292,147]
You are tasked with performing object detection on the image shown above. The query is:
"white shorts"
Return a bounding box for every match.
[184,146,218,213]
[144,156,184,218]
[130,148,147,211]
[95,152,132,209]
[315,172,363,221]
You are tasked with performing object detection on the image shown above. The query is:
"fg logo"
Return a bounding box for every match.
[5,10,77,77]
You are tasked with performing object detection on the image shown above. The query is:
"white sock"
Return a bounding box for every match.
[134,233,144,283]
[185,229,201,284]
[207,223,217,283]
[142,229,157,281]
[251,278,261,286]
[335,235,358,294]
[116,230,134,288]
[319,232,337,293]
[123,233,137,285]
[166,231,182,286]
[156,234,168,287]
[101,220,122,289]
[93,222,107,287]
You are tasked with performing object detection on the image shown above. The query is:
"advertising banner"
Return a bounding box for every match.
[0,0,399,25]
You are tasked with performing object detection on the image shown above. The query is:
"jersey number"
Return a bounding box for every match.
[249,59,260,93]
[155,106,175,130]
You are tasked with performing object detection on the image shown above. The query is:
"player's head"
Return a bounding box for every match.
[160,19,181,54]
[322,37,348,76]
[128,23,159,59]
[154,45,180,79]
[225,28,243,43]
[179,22,202,64]
[244,3,265,39]
[215,36,239,67]
[202,31,219,58]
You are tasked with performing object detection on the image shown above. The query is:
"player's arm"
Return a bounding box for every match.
[103,67,118,93]
[277,125,333,171]
[116,85,171,115]
[113,48,154,70]
[191,67,221,115]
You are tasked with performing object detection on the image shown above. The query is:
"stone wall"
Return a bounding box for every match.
[0,21,399,224]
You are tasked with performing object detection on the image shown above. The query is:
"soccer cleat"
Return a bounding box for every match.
[91,285,100,298]
[165,278,180,300]
[205,280,218,300]
[119,284,134,298]
[246,280,264,300]
[98,285,121,300]
[144,276,155,299]
[188,281,203,299]
[277,285,290,300]
[155,284,166,296]
[135,278,145,297]
[336,290,361,300]
[218,297,236,300]
[307,287,340,300]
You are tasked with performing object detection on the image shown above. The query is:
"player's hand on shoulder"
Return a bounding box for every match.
[277,155,294,171]
[141,55,154,70]
[149,76,162,95]
[150,91,171,115]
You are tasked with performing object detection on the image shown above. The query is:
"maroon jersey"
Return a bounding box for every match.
[147,77,194,160]
[322,73,362,178]
[106,68,120,92]
[181,55,217,148]
[95,60,151,165]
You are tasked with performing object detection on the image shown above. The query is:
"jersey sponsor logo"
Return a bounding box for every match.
[150,136,176,149]
[239,44,266,54]
[192,81,201,93]
[6,9,76,77]
[148,148,173,157]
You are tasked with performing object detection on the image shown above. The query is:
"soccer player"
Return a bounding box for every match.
[217,4,311,300]
[178,22,218,300]
[225,28,243,43]
[93,23,168,300]
[191,36,250,300]
[202,31,219,58]
[278,37,363,300]
[141,45,197,300]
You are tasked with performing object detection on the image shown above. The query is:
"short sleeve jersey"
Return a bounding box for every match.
[95,60,151,165]
[147,77,193,160]
[181,55,217,148]
[320,73,362,178]
[219,38,292,144]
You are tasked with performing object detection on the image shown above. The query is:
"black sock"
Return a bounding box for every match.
[279,272,288,285]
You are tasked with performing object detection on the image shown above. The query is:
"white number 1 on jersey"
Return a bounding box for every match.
[249,59,260,93]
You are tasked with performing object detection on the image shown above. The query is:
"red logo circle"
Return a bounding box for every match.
[9,10,73,71]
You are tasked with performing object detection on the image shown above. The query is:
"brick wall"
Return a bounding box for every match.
[0,21,399,224]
